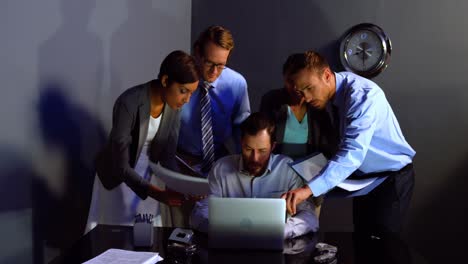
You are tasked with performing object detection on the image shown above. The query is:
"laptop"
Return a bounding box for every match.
[208,197,286,250]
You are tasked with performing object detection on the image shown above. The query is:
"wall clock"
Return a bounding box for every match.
[339,23,392,78]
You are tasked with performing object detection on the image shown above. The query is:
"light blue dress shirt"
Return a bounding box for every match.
[308,72,416,196]
[178,67,251,158]
[191,154,319,239]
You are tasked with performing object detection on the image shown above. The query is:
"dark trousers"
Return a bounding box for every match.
[353,164,415,234]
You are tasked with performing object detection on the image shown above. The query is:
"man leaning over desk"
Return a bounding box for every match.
[280,51,416,235]
[191,112,318,239]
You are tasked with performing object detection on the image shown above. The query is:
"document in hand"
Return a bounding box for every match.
[149,161,210,196]
[288,153,379,192]
[82,248,162,264]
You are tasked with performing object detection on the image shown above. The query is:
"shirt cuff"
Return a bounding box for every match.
[284,221,294,239]
[190,200,209,233]
[308,176,330,197]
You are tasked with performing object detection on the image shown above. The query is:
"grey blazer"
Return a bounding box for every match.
[96,80,180,199]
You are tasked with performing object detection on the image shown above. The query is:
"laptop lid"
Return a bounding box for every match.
[208,197,286,250]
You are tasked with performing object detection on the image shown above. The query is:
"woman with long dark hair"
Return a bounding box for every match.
[88,50,199,228]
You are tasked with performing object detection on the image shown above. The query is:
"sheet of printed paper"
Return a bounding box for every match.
[82,248,163,264]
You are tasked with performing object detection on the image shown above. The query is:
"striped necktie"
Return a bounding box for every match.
[200,81,214,173]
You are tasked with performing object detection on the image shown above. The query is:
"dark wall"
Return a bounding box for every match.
[192,0,468,262]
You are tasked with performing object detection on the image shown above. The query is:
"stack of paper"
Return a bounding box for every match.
[82,248,163,264]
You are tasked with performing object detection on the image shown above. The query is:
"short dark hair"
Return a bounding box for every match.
[240,112,276,143]
[193,25,235,58]
[282,50,330,77]
[158,50,199,84]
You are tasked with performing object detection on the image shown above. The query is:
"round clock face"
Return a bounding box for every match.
[339,23,391,78]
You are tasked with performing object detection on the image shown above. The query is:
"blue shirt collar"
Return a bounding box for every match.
[332,71,345,107]
[203,66,230,89]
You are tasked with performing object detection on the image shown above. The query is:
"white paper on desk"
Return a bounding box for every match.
[149,161,210,196]
[82,248,163,264]
[290,153,379,192]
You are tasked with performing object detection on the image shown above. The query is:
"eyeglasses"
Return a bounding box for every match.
[202,58,226,71]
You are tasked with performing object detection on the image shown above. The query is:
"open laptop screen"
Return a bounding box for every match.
[208,197,286,250]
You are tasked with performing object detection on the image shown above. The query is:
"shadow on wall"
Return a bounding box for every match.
[109,0,176,111]
[0,146,35,264]
[34,83,106,251]
[38,0,103,113]
[0,147,33,213]
[35,0,106,252]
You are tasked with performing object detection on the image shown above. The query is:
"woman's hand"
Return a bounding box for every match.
[187,194,207,202]
[148,185,185,206]
[161,188,186,206]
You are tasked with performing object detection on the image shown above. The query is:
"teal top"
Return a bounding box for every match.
[282,106,308,158]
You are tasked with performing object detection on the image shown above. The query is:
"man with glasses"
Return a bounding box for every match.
[177,25,251,176]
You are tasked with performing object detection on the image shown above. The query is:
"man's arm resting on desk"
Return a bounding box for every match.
[282,185,313,215]
[285,199,319,239]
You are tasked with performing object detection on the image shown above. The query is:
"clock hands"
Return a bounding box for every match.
[361,45,366,68]
[354,42,372,70]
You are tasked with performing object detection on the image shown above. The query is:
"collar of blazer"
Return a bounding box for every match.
[136,82,178,163]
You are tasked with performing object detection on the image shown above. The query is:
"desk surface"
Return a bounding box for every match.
[51,225,428,264]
